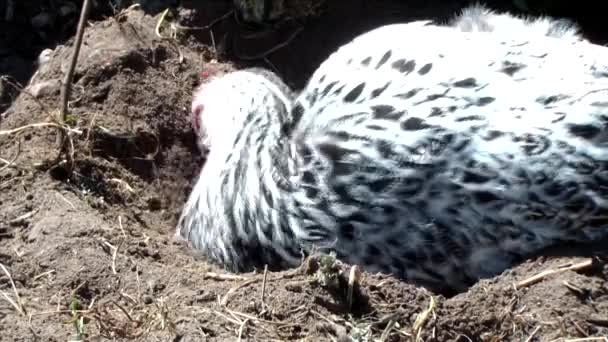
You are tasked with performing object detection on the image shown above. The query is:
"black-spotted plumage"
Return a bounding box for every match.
[176,6,608,293]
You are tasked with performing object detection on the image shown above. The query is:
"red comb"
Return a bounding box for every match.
[200,61,228,80]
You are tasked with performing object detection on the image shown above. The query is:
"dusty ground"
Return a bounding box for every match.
[1,1,607,341]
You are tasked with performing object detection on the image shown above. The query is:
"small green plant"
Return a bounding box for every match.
[313,252,341,289]
[65,114,78,126]
[68,297,85,341]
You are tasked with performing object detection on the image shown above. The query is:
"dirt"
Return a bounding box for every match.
[0,1,607,341]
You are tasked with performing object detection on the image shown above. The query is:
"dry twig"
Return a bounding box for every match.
[8,209,38,226]
[0,134,22,173]
[32,270,56,281]
[0,262,26,316]
[260,265,268,309]
[515,259,595,289]
[347,265,360,311]
[412,295,437,341]
[524,325,541,342]
[221,278,259,307]
[237,318,250,341]
[379,319,397,342]
[117,216,127,239]
[58,0,91,146]
[204,272,249,281]
[0,122,82,137]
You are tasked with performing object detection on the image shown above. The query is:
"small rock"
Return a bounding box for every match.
[37,49,54,66]
[27,79,61,98]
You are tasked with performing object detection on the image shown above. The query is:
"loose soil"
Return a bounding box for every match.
[1,1,607,341]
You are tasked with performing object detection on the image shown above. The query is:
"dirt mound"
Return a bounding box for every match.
[0,3,607,341]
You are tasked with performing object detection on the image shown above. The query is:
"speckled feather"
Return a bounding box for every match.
[449,3,584,42]
[177,8,608,293]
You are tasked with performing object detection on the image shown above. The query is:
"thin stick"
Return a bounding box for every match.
[515,259,594,289]
[237,318,249,341]
[111,299,139,323]
[225,308,288,326]
[347,265,360,311]
[33,270,56,281]
[111,242,120,275]
[55,191,76,210]
[0,135,21,173]
[524,325,541,342]
[260,265,268,308]
[8,209,37,226]
[0,122,82,136]
[379,320,396,342]
[117,216,127,238]
[0,262,26,316]
[58,0,91,146]
[221,279,259,307]
[204,272,249,281]
[213,309,243,326]
[155,8,172,38]
[29,309,92,317]
[413,295,437,341]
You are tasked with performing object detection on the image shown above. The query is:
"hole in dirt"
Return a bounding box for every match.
[0,225,10,241]
[70,282,101,303]
[431,241,608,298]
[90,129,160,181]
[67,158,129,205]
[0,252,12,265]
[49,164,71,181]
[313,276,373,317]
